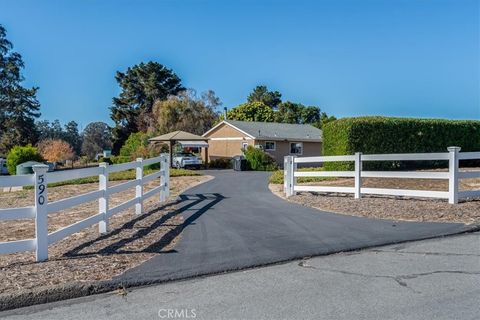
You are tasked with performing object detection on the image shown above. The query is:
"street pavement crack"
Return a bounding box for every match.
[370,250,480,257]
[303,267,480,294]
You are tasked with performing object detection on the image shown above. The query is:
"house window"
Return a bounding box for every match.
[265,141,276,151]
[290,142,303,155]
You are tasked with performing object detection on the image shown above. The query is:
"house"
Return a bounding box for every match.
[202,120,322,165]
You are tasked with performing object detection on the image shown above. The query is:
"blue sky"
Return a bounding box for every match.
[1,0,479,129]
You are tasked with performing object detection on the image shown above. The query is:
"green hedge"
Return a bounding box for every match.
[323,117,480,170]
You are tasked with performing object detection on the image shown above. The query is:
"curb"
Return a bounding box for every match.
[1,226,479,313]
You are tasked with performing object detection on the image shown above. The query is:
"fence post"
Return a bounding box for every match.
[160,155,166,202]
[135,158,144,214]
[98,162,109,233]
[448,146,461,204]
[284,156,289,196]
[291,156,297,196]
[33,164,49,262]
[354,152,362,199]
[164,155,170,199]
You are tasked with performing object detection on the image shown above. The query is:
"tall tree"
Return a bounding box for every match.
[275,102,321,126]
[81,122,112,160]
[151,89,221,135]
[227,102,275,122]
[63,121,82,155]
[110,61,185,153]
[36,119,82,155]
[247,85,282,109]
[0,25,40,154]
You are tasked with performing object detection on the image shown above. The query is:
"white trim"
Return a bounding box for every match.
[209,137,253,141]
[289,142,303,155]
[202,121,256,139]
[264,141,276,151]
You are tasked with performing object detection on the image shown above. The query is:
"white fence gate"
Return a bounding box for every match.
[0,154,170,261]
[284,147,480,204]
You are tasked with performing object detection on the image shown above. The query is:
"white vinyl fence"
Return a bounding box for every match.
[284,147,480,204]
[0,154,170,261]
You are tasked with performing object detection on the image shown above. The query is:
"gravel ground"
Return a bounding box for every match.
[0,175,211,296]
[270,175,480,225]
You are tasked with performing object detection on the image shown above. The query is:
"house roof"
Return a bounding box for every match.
[149,131,208,142]
[204,120,322,142]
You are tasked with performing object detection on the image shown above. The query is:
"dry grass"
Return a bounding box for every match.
[0,175,212,295]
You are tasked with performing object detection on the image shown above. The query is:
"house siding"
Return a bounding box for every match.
[203,122,322,166]
[257,140,322,164]
[202,123,253,160]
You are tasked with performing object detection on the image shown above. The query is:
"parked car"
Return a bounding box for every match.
[172,153,202,169]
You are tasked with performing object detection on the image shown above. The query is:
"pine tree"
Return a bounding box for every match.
[0,25,40,155]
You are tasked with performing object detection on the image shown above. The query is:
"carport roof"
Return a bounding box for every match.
[149,131,208,142]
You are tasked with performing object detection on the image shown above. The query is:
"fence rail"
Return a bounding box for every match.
[0,154,170,261]
[284,146,480,203]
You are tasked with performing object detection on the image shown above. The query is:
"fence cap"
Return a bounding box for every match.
[447,146,461,152]
[32,164,49,173]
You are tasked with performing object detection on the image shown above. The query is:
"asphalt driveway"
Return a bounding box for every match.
[116,170,473,284]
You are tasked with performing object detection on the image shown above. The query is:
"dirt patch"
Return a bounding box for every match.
[269,175,480,224]
[0,175,212,296]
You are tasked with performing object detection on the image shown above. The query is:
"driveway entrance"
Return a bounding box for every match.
[117,170,472,284]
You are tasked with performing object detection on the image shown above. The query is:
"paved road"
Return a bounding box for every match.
[3,232,479,319]
[114,170,471,285]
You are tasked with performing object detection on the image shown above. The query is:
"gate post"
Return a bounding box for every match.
[98,162,109,233]
[448,146,461,204]
[135,158,144,214]
[354,152,362,199]
[291,156,297,196]
[33,164,49,262]
[284,156,289,196]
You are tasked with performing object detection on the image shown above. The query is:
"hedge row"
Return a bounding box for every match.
[323,116,480,170]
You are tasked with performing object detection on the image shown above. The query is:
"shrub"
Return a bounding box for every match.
[6,145,44,175]
[98,157,113,165]
[119,132,151,159]
[38,139,75,163]
[244,145,277,171]
[208,158,232,169]
[323,116,480,170]
[111,155,130,164]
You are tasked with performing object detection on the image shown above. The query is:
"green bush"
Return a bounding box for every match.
[323,116,480,170]
[208,158,232,169]
[111,155,130,164]
[244,145,277,171]
[98,157,113,165]
[6,145,44,175]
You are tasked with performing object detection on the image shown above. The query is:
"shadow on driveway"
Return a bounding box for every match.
[64,193,226,257]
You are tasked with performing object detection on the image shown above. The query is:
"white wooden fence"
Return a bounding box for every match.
[284,147,480,204]
[0,154,170,261]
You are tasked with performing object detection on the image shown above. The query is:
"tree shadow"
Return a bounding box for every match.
[64,193,225,258]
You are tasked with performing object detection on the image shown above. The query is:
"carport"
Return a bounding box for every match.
[149,131,209,167]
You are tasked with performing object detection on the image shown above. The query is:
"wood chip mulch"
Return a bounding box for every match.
[270,176,480,225]
[0,175,212,296]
